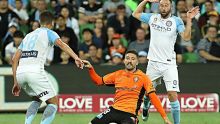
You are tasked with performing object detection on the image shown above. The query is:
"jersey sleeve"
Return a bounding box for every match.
[144,75,156,94]
[47,30,60,45]
[140,13,153,24]
[103,72,116,85]
[174,17,185,33]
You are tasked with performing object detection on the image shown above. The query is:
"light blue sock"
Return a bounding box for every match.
[170,100,180,124]
[40,104,57,124]
[25,101,41,124]
[143,95,151,110]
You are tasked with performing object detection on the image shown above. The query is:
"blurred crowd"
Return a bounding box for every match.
[0,0,220,66]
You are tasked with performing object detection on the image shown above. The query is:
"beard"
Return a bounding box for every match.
[160,9,171,18]
[125,63,135,71]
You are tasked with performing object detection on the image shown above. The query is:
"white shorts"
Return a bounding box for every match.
[146,61,180,92]
[16,71,57,102]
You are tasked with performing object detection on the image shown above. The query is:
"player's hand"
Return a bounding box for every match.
[75,58,84,69]
[164,117,172,124]
[12,83,21,96]
[187,6,200,19]
[82,60,93,69]
[145,0,159,3]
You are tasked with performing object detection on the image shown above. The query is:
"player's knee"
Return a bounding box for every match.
[46,96,58,105]
[121,117,138,124]
[167,91,178,101]
[88,122,92,124]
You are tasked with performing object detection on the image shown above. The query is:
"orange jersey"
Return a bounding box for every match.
[102,69,155,115]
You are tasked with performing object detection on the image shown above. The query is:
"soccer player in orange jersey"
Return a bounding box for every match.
[83,50,172,124]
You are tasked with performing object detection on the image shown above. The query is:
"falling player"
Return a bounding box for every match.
[83,50,172,124]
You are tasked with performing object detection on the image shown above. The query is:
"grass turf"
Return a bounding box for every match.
[0,113,219,124]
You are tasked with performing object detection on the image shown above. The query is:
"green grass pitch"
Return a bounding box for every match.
[0,113,219,124]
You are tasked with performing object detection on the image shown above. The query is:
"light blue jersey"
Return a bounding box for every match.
[17,28,60,73]
[140,13,185,64]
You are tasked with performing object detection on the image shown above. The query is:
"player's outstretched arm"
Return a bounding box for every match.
[11,50,22,96]
[148,92,172,124]
[132,0,159,20]
[180,6,200,41]
[55,39,84,69]
[83,60,103,85]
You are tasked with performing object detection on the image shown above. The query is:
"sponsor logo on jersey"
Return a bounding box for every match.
[151,23,171,32]
[21,50,38,58]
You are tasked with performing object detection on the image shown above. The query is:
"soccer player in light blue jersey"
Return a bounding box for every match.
[11,11,84,124]
[132,0,199,124]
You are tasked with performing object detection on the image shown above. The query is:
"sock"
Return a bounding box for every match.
[170,100,180,124]
[25,101,41,124]
[143,95,151,110]
[40,104,58,124]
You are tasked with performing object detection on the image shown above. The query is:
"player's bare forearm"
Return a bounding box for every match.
[11,50,21,84]
[182,6,199,41]
[182,18,192,41]
[149,92,168,120]
[132,0,148,20]
[88,67,103,85]
[56,39,79,60]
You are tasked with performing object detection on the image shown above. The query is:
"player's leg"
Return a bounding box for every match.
[37,72,58,124]
[142,78,161,121]
[25,72,58,124]
[163,66,180,124]
[16,73,42,124]
[142,94,151,121]
[168,91,180,124]
[90,107,115,124]
[142,61,162,121]
[40,96,58,124]
[121,116,138,124]
[25,97,42,124]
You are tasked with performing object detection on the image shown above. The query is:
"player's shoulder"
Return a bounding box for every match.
[115,70,124,74]
[141,13,158,18]
[136,69,145,75]
[171,15,183,22]
[150,13,160,18]
[136,70,148,78]
[171,15,181,19]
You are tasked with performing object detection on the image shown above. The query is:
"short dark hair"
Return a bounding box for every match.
[60,32,70,39]
[117,4,126,10]
[125,50,138,58]
[56,14,65,20]
[82,28,93,35]
[205,0,213,5]
[136,27,145,32]
[207,25,218,32]
[13,31,24,38]
[40,11,54,25]
[89,44,97,49]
